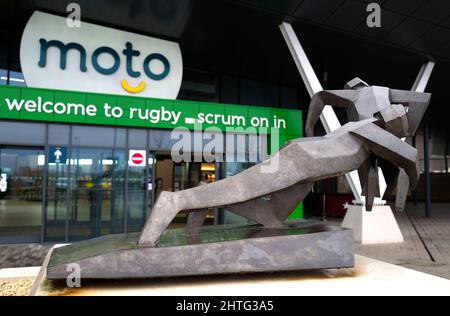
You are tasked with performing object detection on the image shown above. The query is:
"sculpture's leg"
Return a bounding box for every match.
[186,210,208,236]
[358,158,380,212]
[185,182,312,236]
[392,138,420,212]
[139,191,182,247]
[395,168,409,212]
[185,182,209,236]
[226,182,313,225]
[379,159,400,199]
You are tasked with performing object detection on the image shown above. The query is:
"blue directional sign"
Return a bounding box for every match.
[49,147,68,164]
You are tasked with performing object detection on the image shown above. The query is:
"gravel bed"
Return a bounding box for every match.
[0,279,34,296]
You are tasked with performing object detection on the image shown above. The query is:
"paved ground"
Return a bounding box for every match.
[352,202,450,280]
[0,202,449,281]
[0,244,51,269]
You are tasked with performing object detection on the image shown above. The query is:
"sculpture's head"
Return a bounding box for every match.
[344,77,369,90]
[376,104,410,138]
[343,77,431,138]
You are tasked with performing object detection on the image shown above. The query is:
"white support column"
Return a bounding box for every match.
[279,22,363,204]
[412,62,435,93]
[279,22,434,244]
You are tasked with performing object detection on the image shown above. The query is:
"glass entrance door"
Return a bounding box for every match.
[45,157,70,242]
[126,152,154,233]
[69,148,125,241]
[0,146,44,243]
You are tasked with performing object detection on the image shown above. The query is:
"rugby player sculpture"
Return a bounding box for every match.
[46,78,431,280]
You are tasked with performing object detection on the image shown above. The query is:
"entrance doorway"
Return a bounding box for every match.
[153,154,217,227]
[67,148,126,241]
[45,147,152,242]
[0,146,44,243]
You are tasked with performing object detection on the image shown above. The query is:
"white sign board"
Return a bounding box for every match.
[129,150,147,167]
[20,11,183,99]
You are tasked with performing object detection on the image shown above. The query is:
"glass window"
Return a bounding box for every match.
[0,146,44,242]
[222,162,255,225]
[281,86,298,109]
[0,69,7,86]
[6,71,26,87]
[129,129,147,148]
[179,69,218,102]
[68,148,125,241]
[220,75,238,104]
[149,129,178,151]
[49,124,70,146]
[240,79,279,107]
[0,121,46,145]
[45,155,69,242]
[72,126,115,147]
[114,128,126,148]
[128,160,147,233]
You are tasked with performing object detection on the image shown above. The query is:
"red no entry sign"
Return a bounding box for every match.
[131,153,144,165]
[129,150,146,167]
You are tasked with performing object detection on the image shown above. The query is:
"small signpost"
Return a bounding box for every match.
[49,147,68,164]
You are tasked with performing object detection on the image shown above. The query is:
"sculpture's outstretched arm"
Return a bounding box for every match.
[389,89,432,136]
[305,90,357,137]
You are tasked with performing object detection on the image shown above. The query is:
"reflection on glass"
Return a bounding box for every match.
[0,147,44,241]
[171,162,216,226]
[223,162,255,225]
[69,148,124,241]
[127,154,150,233]
[0,69,7,86]
[173,163,189,191]
[0,70,26,87]
[46,160,69,241]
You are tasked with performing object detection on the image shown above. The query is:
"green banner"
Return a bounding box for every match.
[0,85,302,140]
[0,85,304,218]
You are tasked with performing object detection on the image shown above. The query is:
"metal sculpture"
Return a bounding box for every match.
[139,78,431,247]
[46,79,431,280]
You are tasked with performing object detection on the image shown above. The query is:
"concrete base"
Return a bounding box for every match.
[46,221,354,280]
[342,205,404,245]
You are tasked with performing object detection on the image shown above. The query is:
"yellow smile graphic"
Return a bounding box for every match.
[121,79,146,94]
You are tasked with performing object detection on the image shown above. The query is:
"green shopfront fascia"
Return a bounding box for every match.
[0,85,302,244]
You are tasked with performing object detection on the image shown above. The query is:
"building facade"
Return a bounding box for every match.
[0,2,304,244]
